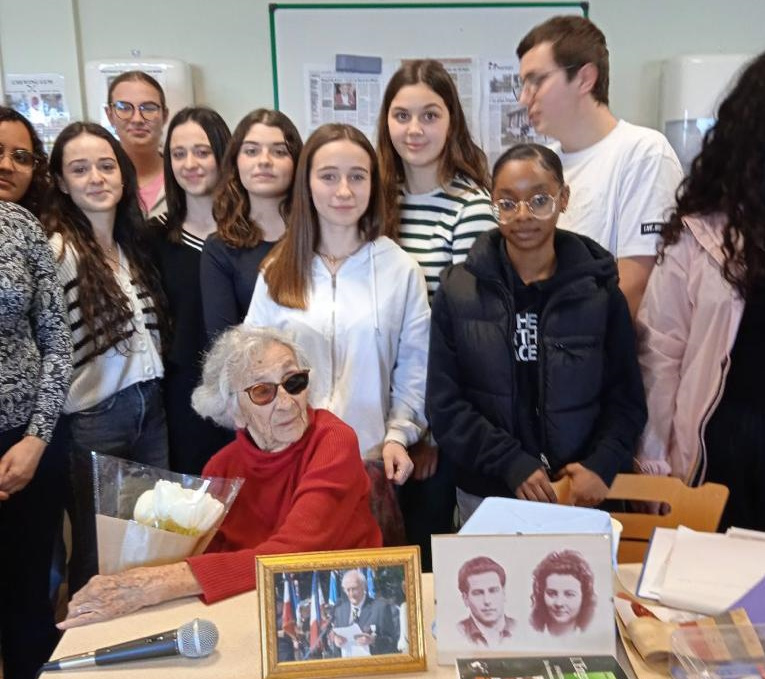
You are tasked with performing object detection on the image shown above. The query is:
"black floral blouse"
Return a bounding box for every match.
[0,202,72,442]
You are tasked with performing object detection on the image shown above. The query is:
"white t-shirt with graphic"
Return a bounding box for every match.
[552,120,683,259]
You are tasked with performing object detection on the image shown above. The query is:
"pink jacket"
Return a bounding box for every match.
[636,213,744,484]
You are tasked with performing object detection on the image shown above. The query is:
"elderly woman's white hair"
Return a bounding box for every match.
[192,325,311,429]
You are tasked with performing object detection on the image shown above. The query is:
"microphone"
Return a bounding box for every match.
[41,618,219,672]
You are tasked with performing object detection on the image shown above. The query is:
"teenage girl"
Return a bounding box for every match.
[201,109,302,339]
[376,59,497,567]
[105,70,169,218]
[428,143,645,525]
[637,52,765,530]
[246,123,430,544]
[43,122,169,592]
[0,107,71,679]
[151,107,234,473]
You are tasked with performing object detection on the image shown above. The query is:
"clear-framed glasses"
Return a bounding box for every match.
[492,191,561,223]
[0,143,38,172]
[110,100,163,121]
[242,370,310,406]
[512,64,581,99]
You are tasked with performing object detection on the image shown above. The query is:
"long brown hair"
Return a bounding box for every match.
[264,123,384,309]
[377,59,490,238]
[42,122,169,354]
[212,109,302,248]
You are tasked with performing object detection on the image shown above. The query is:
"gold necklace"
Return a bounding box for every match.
[317,242,365,267]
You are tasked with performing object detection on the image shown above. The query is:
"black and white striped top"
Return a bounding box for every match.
[48,234,164,414]
[397,174,497,299]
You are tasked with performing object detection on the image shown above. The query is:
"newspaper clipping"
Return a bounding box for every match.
[480,59,541,168]
[306,69,384,139]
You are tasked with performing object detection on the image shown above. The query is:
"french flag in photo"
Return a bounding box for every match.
[308,570,326,652]
[328,570,338,606]
[281,575,298,638]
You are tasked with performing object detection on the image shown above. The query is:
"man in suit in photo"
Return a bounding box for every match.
[330,569,396,656]
[457,556,516,647]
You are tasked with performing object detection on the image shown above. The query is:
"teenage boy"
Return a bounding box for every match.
[516,16,683,317]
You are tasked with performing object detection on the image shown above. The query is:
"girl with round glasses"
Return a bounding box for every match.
[0,107,72,679]
[246,123,430,544]
[201,109,302,339]
[0,106,49,215]
[150,107,234,474]
[105,71,169,218]
[428,143,645,524]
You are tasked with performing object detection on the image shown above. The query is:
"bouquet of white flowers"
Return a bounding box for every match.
[92,453,243,575]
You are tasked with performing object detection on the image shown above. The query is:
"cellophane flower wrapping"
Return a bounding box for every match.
[92,452,243,575]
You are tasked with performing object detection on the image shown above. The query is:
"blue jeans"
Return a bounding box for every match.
[67,379,169,593]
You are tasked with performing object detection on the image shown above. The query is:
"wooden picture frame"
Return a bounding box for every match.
[256,546,425,678]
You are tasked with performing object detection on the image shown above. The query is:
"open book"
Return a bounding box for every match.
[615,592,758,666]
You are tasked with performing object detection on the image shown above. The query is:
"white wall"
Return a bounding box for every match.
[1,0,764,130]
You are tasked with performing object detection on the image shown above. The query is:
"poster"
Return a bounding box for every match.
[4,73,70,151]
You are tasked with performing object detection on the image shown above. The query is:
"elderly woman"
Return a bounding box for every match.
[529,550,596,636]
[59,325,382,628]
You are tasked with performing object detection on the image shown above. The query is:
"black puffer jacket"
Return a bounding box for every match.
[427,228,646,498]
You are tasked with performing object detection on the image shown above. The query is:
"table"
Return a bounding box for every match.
[47,572,641,678]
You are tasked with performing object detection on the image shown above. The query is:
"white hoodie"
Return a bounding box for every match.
[246,236,430,460]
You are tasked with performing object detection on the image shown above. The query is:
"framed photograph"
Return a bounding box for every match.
[256,546,425,678]
[432,533,615,665]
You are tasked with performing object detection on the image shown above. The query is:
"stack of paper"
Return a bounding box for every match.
[459,496,613,536]
[636,526,765,615]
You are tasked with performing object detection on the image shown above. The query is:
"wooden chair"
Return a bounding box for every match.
[552,473,729,564]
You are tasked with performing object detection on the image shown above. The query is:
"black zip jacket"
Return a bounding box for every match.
[427,228,646,498]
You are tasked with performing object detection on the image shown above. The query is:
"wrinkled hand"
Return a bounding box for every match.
[516,467,557,503]
[382,441,414,486]
[0,435,46,498]
[58,562,201,629]
[559,463,609,507]
[58,572,152,629]
[409,439,438,480]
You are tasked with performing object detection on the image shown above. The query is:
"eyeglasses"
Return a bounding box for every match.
[513,64,581,99]
[109,100,164,121]
[0,144,37,171]
[492,191,561,222]
[242,370,310,406]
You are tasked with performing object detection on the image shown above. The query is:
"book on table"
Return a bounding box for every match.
[455,654,629,679]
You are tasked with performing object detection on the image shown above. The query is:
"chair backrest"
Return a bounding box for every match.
[605,474,729,563]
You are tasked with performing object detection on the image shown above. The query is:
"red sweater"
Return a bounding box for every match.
[187,409,382,603]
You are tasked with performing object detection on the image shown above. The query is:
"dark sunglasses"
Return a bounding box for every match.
[243,370,310,406]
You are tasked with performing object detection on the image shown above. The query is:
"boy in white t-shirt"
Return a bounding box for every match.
[516,16,683,317]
